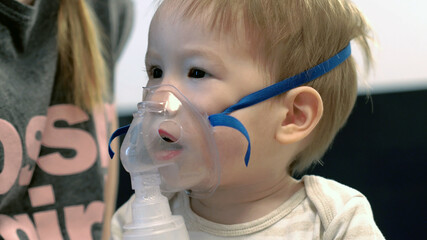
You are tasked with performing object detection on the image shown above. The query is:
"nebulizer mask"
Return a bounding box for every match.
[108,44,351,239]
[122,85,220,196]
[111,84,220,239]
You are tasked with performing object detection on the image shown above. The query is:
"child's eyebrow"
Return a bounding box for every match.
[145,50,159,66]
[145,47,226,70]
[181,48,225,67]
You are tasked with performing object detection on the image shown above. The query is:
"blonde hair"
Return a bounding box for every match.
[55,0,108,111]
[158,0,373,175]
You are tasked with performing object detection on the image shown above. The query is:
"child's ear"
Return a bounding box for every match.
[275,86,323,144]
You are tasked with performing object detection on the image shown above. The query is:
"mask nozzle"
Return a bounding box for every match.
[123,171,189,240]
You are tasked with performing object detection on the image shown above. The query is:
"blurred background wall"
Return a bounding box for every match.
[113,1,427,239]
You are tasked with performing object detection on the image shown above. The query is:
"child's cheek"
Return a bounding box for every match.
[213,126,248,185]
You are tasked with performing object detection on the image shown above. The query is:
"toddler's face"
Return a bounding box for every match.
[145,11,286,188]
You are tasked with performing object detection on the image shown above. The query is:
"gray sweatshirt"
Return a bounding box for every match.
[0,0,133,239]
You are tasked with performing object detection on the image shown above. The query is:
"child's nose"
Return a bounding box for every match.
[145,85,185,117]
[156,76,187,96]
[159,75,180,87]
[148,81,183,102]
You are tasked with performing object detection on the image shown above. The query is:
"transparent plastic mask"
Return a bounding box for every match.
[120,84,220,198]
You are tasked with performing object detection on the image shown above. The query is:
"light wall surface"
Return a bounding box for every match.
[115,0,427,115]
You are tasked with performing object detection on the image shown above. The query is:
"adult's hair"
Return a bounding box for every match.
[55,0,108,111]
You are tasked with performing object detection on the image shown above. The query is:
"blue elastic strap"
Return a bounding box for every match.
[209,44,351,166]
[209,114,251,166]
[108,124,130,158]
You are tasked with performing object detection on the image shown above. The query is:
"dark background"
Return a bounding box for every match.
[115,89,427,239]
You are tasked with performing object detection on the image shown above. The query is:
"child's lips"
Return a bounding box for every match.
[156,129,182,161]
[158,129,179,142]
[155,149,182,161]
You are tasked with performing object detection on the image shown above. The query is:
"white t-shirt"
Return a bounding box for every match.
[111,175,384,239]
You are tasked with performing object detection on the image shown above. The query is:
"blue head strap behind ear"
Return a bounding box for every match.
[109,44,351,166]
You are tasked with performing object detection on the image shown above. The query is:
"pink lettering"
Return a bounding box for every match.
[18,116,46,186]
[64,201,104,239]
[18,164,34,186]
[0,119,23,194]
[37,105,97,175]
[28,185,55,208]
[0,214,39,239]
[93,106,109,169]
[26,115,46,161]
[33,210,63,240]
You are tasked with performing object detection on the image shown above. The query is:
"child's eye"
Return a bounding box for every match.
[149,67,163,78]
[188,68,206,78]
